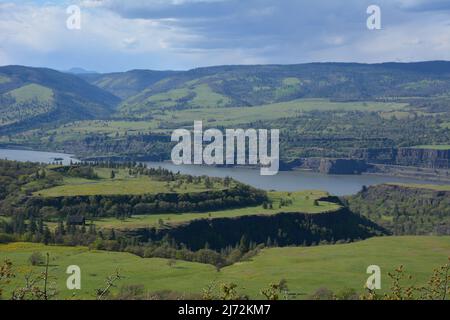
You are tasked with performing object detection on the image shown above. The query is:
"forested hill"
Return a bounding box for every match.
[0,66,120,134]
[2,61,450,140]
[68,61,450,120]
[79,69,179,100]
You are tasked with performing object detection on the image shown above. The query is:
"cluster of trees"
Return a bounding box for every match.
[0,160,61,209]
[345,185,450,235]
[256,110,450,160]
[0,213,98,246]
[0,213,263,269]
[53,165,98,180]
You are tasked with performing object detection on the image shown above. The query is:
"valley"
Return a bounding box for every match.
[2,62,450,181]
[1,62,450,301]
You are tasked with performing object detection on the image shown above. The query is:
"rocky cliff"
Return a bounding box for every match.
[123,207,387,251]
[285,157,371,174]
[349,147,450,169]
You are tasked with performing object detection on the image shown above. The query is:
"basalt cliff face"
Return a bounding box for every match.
[284,158,371,174]
[284,147,450,178]
[122,207,387,251]
[350,147,450,169]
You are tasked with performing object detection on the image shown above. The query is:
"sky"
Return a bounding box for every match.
[1,0,450,72]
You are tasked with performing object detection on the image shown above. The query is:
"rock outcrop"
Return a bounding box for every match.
[124,208,388,251]
[349,147,450,169]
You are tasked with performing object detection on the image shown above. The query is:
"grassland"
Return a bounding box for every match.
[1,236,449,299]
[152,99,408,127]
[94,191,340,230]
[8,84,54,104]
[121,83,232,114]
[10,98,408,145]
[34,168,225,197]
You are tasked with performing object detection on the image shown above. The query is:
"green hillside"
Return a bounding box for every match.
[114,61,450,119]
[8,83,53,104]
[80,69,178,99]
[0,66,120,134]
[1,236,449,299]
[3,62,450,163]
[0,84,55,126]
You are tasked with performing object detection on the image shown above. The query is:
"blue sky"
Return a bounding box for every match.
[1,0,450,72]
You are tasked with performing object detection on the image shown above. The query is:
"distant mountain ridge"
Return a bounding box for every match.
[76,61,450,119]
[65,67,98,75]
[2,61,450,134]
[79,69,179,99]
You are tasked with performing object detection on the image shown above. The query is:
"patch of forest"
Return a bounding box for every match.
[344,184,450,235]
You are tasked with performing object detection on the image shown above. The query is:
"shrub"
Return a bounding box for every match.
[28,252,44,266]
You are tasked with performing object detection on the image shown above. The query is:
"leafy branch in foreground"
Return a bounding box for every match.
[0,259,15,299]
[260,279,289,300]
[361,258,450,300]
[96,270,123,300]
[202,282,249,300]
[417,257,450,300]
[11,253,57,300]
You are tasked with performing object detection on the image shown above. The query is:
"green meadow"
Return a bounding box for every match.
[8,84,54,104]
[1,236,449,299]
[151,99,408,127]
[34,168,226,197]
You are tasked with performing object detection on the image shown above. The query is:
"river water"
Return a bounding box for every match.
[0,148,447,196]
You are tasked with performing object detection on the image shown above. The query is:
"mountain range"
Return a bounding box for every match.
[2,61,450,134]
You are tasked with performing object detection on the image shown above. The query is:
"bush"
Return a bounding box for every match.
[309,287,335,300]
[28,252,44,266]
[116,284,145,300]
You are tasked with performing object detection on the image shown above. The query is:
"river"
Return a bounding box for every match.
[0,148,447,196]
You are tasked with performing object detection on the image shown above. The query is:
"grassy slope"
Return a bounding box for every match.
[8,84,54,104]
[124,98,408,125]
[94,191,340,230]
[34,168,226,197]
[1,236,449,299]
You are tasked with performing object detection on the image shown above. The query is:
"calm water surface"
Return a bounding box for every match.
[145,161,449,196]
[0,148,447,196]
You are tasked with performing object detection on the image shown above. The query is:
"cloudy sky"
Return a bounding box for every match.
[1,0,450,72]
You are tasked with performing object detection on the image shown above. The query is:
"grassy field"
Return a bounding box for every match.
[94,191,340,230]
[10,99,408,145]
[120,83,232,117]
[47,120,158,142]
[8,84,53,104]
[1,236,449,299]
[34,168,226,197]
[152,99,408,127]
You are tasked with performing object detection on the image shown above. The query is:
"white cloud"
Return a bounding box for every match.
[1,0,450,71]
